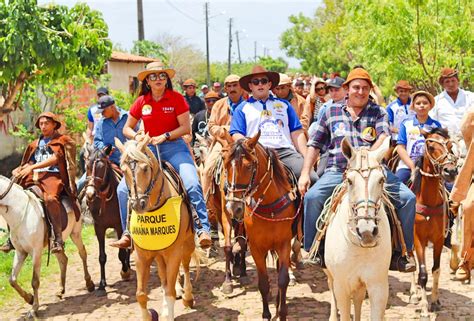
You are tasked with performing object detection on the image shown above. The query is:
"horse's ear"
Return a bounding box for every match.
[246,130,261,149]
[138,134,151,150]
[103,145,113,156]
[195,133,207,146]
[216,129,234,147]
[421,129,430,138]
[373,136,391,163]
[115,138,125,154]
[341,137,354,160]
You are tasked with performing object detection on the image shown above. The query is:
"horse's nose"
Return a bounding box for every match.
[443,167,457,182]
[372,225,379,237]
[226,202,244,220]
[139,198,147,211]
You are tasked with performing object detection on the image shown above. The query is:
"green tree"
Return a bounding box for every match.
[257,56,288,73]
[0,0,112,114]
[281,0,473,94]
[131,40,168,63]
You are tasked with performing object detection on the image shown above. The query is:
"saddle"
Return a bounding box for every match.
[28,185,71,232]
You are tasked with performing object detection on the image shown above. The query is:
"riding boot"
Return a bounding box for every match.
[110,232,131,249]
[317,238,326,269]
[455,251,472,282]
[44,196,64,254]
[0,237,14,253]
[390,251,416,273]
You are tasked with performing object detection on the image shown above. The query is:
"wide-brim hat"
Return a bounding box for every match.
[278,73,292,86]
[343,67,373,88]
[438,67,458,85]
[239,65,280,92]
[411,91,435,109]
[204,91,220,100]
[35,112,61,130]
[137,61,175,82]
[224,74,240,85]
[394,80,413,91]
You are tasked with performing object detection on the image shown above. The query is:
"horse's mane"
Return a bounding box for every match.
[411,155,424,194]
[429,127,450,139]
[120,141,154,168]
[263,146,290,188]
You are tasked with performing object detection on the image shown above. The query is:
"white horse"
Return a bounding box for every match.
[0,175,94,317]
[324,137,391,321]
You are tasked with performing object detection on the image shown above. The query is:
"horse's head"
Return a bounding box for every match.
[222,131,261,221]
[84,145,113,204]
[342,136,390,248]
[115,135,160,213]
[195,133,211,164]
[423,128,457,183]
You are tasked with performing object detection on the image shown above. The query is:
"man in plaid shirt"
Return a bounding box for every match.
[298,68,416,273]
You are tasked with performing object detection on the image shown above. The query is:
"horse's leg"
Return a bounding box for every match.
[9,250,34,305]
[276,245,291,321]
[409,270,419,304]
[162,255,181,320]
[450,216,461,272]
[238,232,249,285]
[70,222,95,292]
[430,240,443,312]
[135,250,154,321]
[117,227,131,280]
[324,270,338,321]
[95,225,107,296]
[253,249,272,320]
[181,238,195,308]
[367,280,389,321]
[222,213,233,294]
[352,285,366,321]
[332,279,351,321]
[30,250,42,315]
[416,243,430,319]
[289,236,302,286]
[54,251,68,298]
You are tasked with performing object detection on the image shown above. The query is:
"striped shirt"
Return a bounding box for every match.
[308,101,390,172]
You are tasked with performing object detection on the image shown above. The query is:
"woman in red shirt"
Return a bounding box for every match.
[111,61,211,249]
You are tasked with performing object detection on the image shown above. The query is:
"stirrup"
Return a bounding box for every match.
[455,261,471,282]
[51,241,64,254]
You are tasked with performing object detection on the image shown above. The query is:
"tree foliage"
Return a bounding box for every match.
[131,40,168,63]
[0,0,112,114]
[257,56,288,73]
[281,0,473,94]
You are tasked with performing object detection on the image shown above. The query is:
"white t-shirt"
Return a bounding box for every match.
[430,89,474,136]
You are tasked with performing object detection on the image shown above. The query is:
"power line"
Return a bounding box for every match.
[165,0,202,24]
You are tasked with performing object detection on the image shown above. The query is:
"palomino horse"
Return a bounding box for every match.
[84,145,131,296]
[115,136,196,321]
[0,175,94,317]
[323,137,391,321]
[222,131,300,320]
[409,128,457,318]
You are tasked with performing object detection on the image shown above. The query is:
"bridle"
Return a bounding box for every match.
[85,155,114,203]
[422,137,457,178]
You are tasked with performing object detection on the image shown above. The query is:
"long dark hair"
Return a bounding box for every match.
[138,77,174,96]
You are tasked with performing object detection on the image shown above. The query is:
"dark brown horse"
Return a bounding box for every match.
[222,131,299,321]
[84,145,131,296]
[409,128,457,319]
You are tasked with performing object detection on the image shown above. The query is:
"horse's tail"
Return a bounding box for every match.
[191,250,201,282]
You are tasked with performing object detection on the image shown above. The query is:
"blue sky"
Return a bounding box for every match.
[39,0,322,68]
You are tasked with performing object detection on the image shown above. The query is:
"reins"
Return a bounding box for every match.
[0,176,17,200]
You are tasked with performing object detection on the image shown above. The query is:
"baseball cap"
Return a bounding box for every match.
[97,87,109,96]
[96,95,115,113]
[326,77,346,89]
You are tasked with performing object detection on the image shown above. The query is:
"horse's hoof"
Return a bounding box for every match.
[430,300,441,312]
[95,289,107,297]
[420,314,430,321]
[232,265,241,277]
[56,289,65,299]
[121,269,131,280]
[289,277,296,286]
[409,295,419,305]
[26,310,38,319]
[222,281,233,295]
[239,276,250,286]
[25,293,34,305]
[86,281,95,293]
[148,308,159,321]
[183,298,194,308]
[175,287,184,299]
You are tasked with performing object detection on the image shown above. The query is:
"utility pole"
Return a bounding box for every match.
[204,2,211,86]
[227,18,232,74]
[235,31,242,64]
[137,0,145,42]
[254,41,257,62]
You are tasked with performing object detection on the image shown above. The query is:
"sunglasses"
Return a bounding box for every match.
[147,72,168,81]
[315,86,326,92]
[250,78,269,86]
[205,98,218,103]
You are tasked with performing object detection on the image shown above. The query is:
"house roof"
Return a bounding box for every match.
[110,51,159,63]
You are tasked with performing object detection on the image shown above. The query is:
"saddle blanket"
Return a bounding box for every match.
[130,196,182,251]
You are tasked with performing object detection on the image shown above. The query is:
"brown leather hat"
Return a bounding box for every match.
[35,112,61,130]
[204,91,220,100]
[438,68,458,85]
[394,80,413,91]
[239,65,280,92]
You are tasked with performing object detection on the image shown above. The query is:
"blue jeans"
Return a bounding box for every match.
[303,168,416,254]
[117,138,210,235]
[395,168,411,186]
[76,172,87,194]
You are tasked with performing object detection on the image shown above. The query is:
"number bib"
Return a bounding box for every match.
[130,196,182,250]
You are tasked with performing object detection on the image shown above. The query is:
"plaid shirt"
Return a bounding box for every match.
[308,101,390,172]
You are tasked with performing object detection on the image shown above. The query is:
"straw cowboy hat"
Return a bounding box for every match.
[35,112,61,130]
[411,91,435,109]
[137,61,176,82]
[278,73,292,86]
[239,65,280,92]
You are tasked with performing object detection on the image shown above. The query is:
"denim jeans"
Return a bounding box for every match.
[117,138,210,235]
[76,172,87,195]
[303,168,416,254]
[395,168,411,186]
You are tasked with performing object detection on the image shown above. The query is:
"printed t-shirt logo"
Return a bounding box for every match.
[332,122,347,137]
[273,102,284,110]
[142,104,152,116]
[261,110,272,117]
[362,127,376,142]
[162,106,175,113]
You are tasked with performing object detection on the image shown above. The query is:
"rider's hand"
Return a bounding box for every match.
[151,135,166,145]
[298,173,311,196]
[17,165,33,179]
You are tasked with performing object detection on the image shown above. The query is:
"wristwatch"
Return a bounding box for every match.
[164,132,171,140]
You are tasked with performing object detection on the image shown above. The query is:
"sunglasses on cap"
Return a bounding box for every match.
[147,72,168,81]
[315,86,326,92]
[250,78,269,86]
[205,98,218,103]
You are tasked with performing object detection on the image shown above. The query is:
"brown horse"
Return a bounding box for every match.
[115,136,197,321]
[409,128,457,319]
[84,144,131,296]
[222,131,299,321]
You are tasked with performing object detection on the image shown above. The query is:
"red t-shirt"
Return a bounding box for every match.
[129,90,190,137]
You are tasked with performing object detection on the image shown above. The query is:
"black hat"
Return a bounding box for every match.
[97,87,109,95]
[327,76,346,89]
[96,95,115,113]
